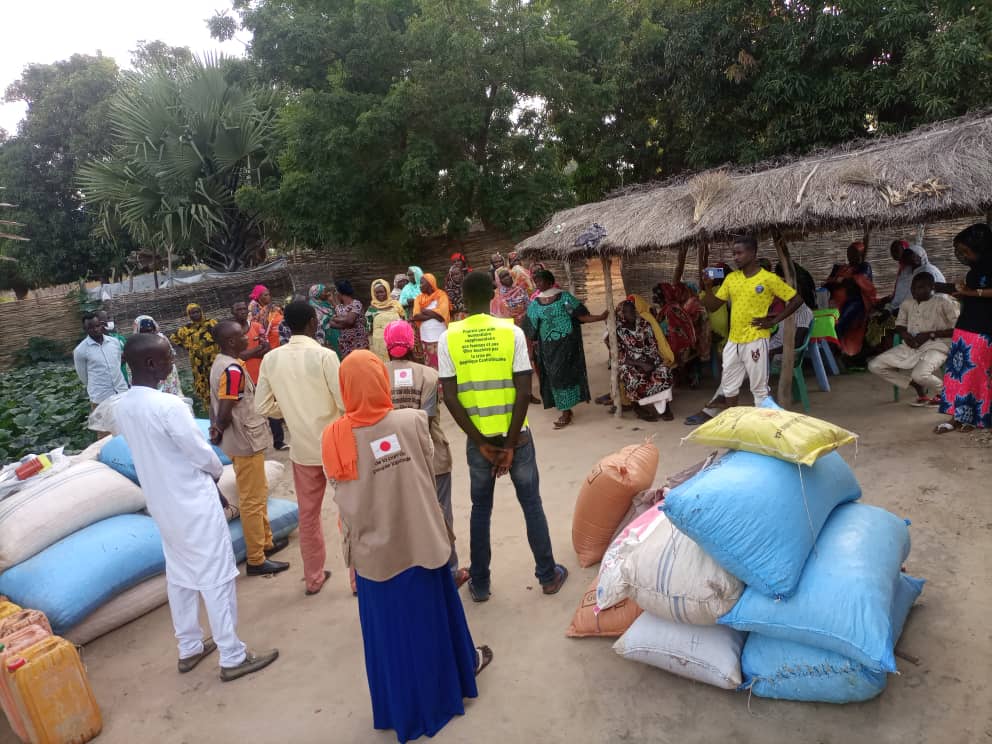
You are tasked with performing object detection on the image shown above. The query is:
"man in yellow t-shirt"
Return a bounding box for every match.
[701,235,803,405]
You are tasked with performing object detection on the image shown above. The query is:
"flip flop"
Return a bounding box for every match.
[304,570,332,596]
[660,408,674,422]
[594,394,613,405]
[475,645,494,676]
[934,422,957,435]
[553,413,573,429]
[453,567,470,589]
[684,413,712,426]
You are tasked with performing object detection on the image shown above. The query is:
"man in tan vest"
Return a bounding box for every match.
[209,321,290,576]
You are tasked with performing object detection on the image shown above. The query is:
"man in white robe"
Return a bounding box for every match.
[116,333,278,682]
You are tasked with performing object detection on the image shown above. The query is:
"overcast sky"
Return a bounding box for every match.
[1,0,247,134]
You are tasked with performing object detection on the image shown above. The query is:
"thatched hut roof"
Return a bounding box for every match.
[518,112,992,258]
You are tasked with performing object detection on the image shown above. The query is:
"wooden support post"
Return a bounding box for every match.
[563,258,576,295]
[862,224,871,252]
[673,244,689,283]
[697,243,710,283]
[602,254,621,418]
[772,228,798,408]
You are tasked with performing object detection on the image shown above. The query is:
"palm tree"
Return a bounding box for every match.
[79,55,278,276]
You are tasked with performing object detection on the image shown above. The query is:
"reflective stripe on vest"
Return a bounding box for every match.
[446,314,527,437]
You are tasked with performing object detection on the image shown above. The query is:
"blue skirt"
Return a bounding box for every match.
[356,565,479,743]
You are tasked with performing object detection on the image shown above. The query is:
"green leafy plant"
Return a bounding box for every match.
[13,337,71,367]
[0,363,94,462]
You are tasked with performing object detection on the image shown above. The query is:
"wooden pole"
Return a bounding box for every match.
[673,244,689,283]
[697,243,711,284]
[771,229,798,407]
[862,224,870,252]
[602,254,621,418]
[563,257,577,295]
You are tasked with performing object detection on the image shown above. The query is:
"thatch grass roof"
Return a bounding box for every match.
[518,112,992,258]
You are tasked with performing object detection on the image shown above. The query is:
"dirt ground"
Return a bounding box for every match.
[4,325,991,744]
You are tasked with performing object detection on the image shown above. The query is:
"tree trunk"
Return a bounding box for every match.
[167,243,174,288]
[602,255,621,418]
[772,229,798,407]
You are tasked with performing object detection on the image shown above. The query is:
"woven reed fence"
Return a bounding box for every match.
[0,228,606,372]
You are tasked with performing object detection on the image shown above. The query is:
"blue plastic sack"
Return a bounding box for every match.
[230,498,299,562]
[0,514,165,634]
[741,573,924,702]
[720,503,911,672]
[0,499,299,635]
[99,418,232,484]
[662,449,861,598]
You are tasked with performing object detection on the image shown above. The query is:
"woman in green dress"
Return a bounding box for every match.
[523,269,607,429]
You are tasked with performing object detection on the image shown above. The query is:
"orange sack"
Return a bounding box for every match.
[572,441,659,567]
[566,577,642,638]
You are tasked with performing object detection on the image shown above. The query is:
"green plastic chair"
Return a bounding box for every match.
[770,335,812,413]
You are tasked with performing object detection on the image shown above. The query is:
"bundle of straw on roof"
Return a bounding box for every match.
[688,171,731,224]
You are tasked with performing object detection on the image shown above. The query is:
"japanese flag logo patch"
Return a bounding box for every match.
[371,434,402,459]
[394,368,414,387]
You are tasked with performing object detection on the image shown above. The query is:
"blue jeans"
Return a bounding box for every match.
[466,437,557,590]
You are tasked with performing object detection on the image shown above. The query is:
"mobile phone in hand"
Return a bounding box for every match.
[704,267,725,280]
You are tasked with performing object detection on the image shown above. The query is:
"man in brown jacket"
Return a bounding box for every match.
[209,321,290,576]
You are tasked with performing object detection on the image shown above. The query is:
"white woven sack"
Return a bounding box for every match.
[64,574,168,645]
[216,460,286,507]
[613,612,745,690]
[598,508,742,625]
[0,460,145,571]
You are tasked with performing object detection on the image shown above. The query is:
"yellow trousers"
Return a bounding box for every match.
[232,452,273,566]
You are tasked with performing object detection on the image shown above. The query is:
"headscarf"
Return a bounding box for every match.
[322,350,394,482]
[369,279,404,314]
[133,314,159,334]
[510,265,536,295]
[391,274,407,301]
[491,267,530,320]
[249,285,268,302]
[309,283,335,333]
[399,266,424,309]
[629,294,675,365]
[445,262,466,312]
[450,252,471,270]
[489,252,505,269]
[186,303,202,319]
[384,319,415,358]
[507,250,521,266]
[412,273,451,324]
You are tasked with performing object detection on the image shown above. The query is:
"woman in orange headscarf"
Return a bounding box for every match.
[411,272,452,369]
[322,351,490,743]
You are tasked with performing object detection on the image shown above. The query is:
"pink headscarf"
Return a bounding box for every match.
[384,320,415,358]
[250,284,268,302]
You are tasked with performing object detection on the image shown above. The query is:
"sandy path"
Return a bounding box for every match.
[4,325,990,744]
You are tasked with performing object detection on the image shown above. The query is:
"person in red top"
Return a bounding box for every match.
[232,301,286,450]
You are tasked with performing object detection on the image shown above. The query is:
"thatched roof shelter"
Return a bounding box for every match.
[518,112,992,259]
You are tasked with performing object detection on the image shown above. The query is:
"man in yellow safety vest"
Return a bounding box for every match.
[439,271,568,603]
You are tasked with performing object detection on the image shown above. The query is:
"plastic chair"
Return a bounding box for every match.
[770,336,812,413]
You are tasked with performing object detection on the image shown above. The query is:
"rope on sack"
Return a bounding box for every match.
[796,462,817,560]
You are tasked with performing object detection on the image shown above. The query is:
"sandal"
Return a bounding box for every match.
[660,407,674,422]
[553,411,573,429]
[304,569,332,596]
[594,394,613,405]
[453,567,470,589]
[934,422,959,435]
[529,394,542,405]
[475,645,494,676]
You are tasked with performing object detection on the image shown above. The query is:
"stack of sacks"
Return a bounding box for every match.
[658,401,922,703]
[98,418,232,483]
[0,420,298,644]
[565,441,658,639]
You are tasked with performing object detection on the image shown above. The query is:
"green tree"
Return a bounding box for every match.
[0,54,130,285]
[218,0,575,249]
[549,0,992,199]
[79,56,279,273]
